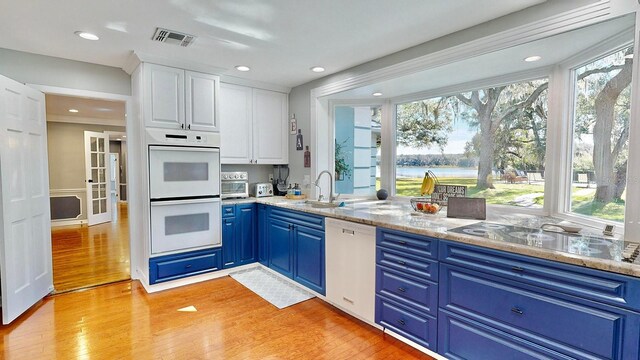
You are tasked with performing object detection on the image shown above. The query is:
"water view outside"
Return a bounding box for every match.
[569,47,632,222]
[394,77,548,208]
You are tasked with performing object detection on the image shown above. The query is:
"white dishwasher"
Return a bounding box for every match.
[325,218,376,323]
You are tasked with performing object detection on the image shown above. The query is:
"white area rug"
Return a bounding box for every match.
[230,267,315,309]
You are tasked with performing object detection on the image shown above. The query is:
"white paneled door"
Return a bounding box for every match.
[0,74,54,324]
[84,131,112,226]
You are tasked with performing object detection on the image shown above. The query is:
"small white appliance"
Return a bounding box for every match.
[146,128,221,255]
[221,172,249,199]
[251,183,274,198]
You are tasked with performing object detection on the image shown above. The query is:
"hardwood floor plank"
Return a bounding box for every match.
[51,202,130,292]
[0,277,433,359]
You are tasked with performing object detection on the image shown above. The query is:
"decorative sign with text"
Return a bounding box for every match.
[431,185,467,205]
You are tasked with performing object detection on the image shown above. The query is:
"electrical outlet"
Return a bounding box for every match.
[269,173,274,182]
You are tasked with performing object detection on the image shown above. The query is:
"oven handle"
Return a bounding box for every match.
[150,198,220,207]
[149,145,220,153]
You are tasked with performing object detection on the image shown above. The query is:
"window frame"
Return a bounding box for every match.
[388,69,552,217]
[553,34,636,232]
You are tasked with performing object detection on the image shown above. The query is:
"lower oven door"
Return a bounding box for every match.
[150,198,221,255]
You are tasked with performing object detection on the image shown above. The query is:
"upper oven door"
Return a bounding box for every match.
[149,145,220,199]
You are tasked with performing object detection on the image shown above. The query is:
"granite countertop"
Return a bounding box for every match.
[227,196,640,278]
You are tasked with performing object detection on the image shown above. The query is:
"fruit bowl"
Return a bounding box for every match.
[410,197,443,214]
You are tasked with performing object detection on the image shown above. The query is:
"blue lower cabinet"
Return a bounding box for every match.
[268,217,294,277]
[257,204,269,265]
[264,206,325,294]
[222,214,237,268]
[222,203,257,269]
[294,225,325,294]
[149,248,221,284]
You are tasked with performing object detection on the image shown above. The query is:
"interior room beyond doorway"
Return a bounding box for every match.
[45,93,130,292]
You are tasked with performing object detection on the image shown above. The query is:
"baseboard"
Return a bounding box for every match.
[51,219,87,227]
[141,263,260,293]
[383,328,447,360]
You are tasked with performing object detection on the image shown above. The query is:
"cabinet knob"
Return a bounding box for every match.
[185,264,192,269]
[397,287,406,293]
[397,319,406,326]
[511,307,524,315]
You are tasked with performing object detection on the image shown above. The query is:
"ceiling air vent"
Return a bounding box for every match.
[152,28,196,47]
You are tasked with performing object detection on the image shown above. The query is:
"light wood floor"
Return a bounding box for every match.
[51,202,130,292]
[0,278,434,360]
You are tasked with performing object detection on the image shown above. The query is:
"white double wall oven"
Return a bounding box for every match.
[147,129,221,255]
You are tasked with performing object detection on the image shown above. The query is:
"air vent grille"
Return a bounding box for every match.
[152,28,196,47]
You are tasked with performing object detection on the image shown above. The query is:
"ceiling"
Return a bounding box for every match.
[0,0,546,88]
[45,94,126,126]
[327,14,635,100]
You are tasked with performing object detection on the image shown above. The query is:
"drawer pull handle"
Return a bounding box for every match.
[342,297,354,304]
[185,264,192,269]
[397,260,406,266]
[342,229,355,235]
[397,319,406,326]
[398,240,407,245]
[511,266,525,272]
[511,307,524,315]
[397,287,406,293]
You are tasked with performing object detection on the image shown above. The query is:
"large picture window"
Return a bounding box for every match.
[395,78,548,208]
[569,46,633,222]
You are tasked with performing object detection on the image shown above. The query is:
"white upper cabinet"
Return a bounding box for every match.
[143,64,219,132]
[185,71,219,132]
[220,83,253,163]
[144,64,184,129]
[219,84,288,164]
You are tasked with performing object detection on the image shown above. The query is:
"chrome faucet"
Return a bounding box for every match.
[314,170,339,203]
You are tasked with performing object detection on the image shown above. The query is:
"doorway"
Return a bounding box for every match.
[45,93,131,292]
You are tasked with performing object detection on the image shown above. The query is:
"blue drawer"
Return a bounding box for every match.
[440,263,640,359]
[438,309,574,360]
[377,227,437,259]
[375,295,437,351]
[222,205,235,218]
[269,207,324,230]
[149,248,221,284]
[376,266,438,317]
[440,240,640,312]
[377,246,438,281]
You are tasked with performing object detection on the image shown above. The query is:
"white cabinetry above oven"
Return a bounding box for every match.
[219,83,288,164]
[142,63,220,132]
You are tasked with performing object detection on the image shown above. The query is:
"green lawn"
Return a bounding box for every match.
[385,177,624,221]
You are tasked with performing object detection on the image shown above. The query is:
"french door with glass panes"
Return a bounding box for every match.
[84,131,111,225]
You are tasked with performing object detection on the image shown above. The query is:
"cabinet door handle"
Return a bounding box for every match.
[511,266,525,272]
[397,260,406,266]
[255,159,258,164]
[181,123,184,129]
[342,229,355,235]
[188,124,191,130]
[397,319,406,326]
[398,240,407,245]
[342,297,354,304]
[511,307,524,315]
[185,264,192,269]
[397,287,406,293]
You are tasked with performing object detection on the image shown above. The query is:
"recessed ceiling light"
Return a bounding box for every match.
[372,92,383,97]
[235,65,250,72]
[524,55,542,62]
[310,66,325,73]
[74,31,99,41]
[68,109,79,113]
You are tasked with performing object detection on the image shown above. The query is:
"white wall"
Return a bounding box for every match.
[287,0,601,186]
[0,48,130,95]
